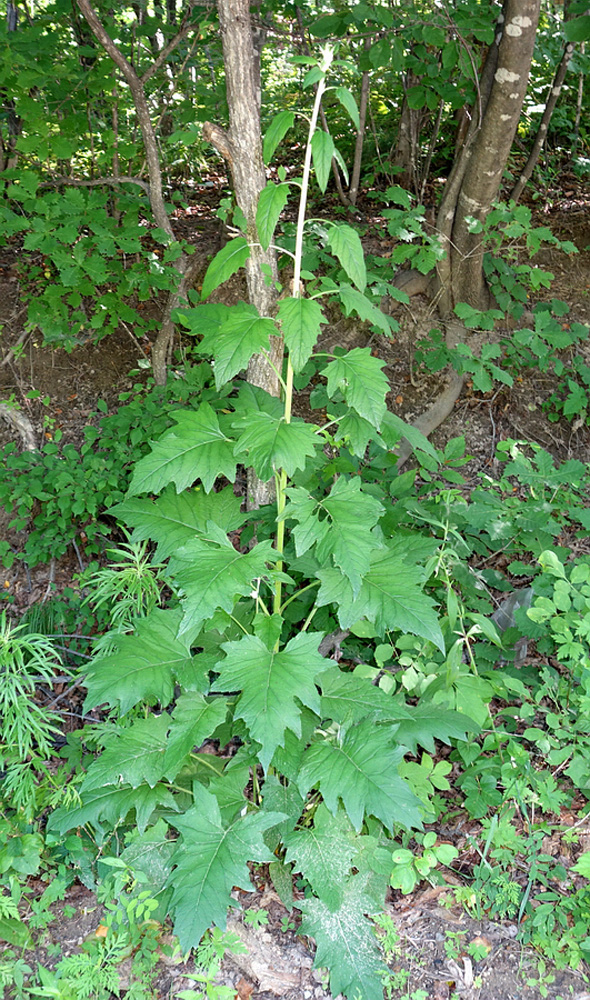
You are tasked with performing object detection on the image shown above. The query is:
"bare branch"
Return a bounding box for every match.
[141,14,199,85]
[39,175,150,194]
[202,121,236,167]
[76,0,173,236]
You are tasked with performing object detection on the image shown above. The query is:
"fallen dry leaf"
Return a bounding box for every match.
[236,976,254,999]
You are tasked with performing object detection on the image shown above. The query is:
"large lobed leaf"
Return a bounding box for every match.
[84,609,200,714]
[167,786,284,950]
[316,546,445,651]
[169,533,276,639]
[325,347,388,428]
[198,303,277,389]
[277,296,326,373]
[109,485,245,561]
[285,477,383,596]
[163,692,229,779]
[48,782,176,837]
[128,402,236,496]
[81,715,170,791]
[298,718,423,832]
[298,871,387,1000]
[232,410,318,481]
[212,632,327,771]
[284,804,357,910]
[318,665,412,725]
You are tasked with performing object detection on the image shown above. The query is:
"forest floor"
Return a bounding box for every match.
[2,178,590,999]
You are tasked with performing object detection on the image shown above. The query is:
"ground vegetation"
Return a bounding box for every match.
[2,2,590,998]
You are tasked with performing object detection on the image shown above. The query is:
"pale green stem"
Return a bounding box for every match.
[300,603,319,632]
[280,579,320,614]
[228,612,250,636]
[261,349,288,394]
[273,70,328,623]
[187,754,224,775]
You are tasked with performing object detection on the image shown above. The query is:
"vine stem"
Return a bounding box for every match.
[273,51,331,622]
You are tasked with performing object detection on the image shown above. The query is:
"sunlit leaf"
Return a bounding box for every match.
[311,129,335,193]
[201,237,250,300]
[325,347,388,428]
[298,719,423,832]
[128,402,237,496]
[168,786,283,949]
[212,631,326,770]
[327,225,366,292]
[278,296,326,372]
[256,182,289,251]
[263,110,295,164]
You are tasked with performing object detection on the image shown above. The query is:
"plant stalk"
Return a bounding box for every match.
[273,53,331,620]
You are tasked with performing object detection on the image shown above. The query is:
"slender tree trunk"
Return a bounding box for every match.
[392,71,422,191]
[572,44,585,153]
[395,1,540,460]
[433,16,502,317]
[511,41,574,203]
[203,0,283,507]
[435,0,541,315]
[349,37,372,206]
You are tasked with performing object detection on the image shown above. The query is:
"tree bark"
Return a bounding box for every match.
[391,71,422,192]
[435,0,541,315]
[349,37,372,206]
[395,2,540,463]
[511,41,574,203]
[204,0,283,508]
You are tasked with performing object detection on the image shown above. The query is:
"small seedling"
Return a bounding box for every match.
[444,930,467,962]
[243,907,269,928]
[374,912,401,959]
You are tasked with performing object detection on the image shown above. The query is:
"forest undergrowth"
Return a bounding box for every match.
[3,19,590,1000]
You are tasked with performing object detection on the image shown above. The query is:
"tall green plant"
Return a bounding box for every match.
[48,48,475,1000]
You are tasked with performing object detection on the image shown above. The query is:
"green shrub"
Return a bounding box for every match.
[0,363,215,568]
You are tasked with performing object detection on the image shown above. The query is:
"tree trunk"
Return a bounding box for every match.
[349,38,372,206]
[395,1,540,462]
[572,43,585,154]
[510,40,574,203]
[204,0,283,508]
[77,0,200,385]
[391,71,422,192]
[435,0,541,315]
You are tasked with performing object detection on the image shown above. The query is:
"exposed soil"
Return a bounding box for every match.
[2,181,590,999]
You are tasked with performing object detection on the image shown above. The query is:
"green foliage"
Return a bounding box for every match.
[38,51,488,1000]
[1,185,183,352]
[0,366,211,567]
[389,832,458,895]
[4,23,590,999]
[176,927,248,1000]
[0,613,64,817]
[469,202,578,319]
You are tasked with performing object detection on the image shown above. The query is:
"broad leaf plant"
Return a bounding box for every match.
[48,49,476,1000]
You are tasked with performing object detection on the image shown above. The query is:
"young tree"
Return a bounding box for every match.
[203,0,284,507]
[76,0,203,384]
[391,0,542,459]
[202,0,282,402]
[434,0,541,315]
